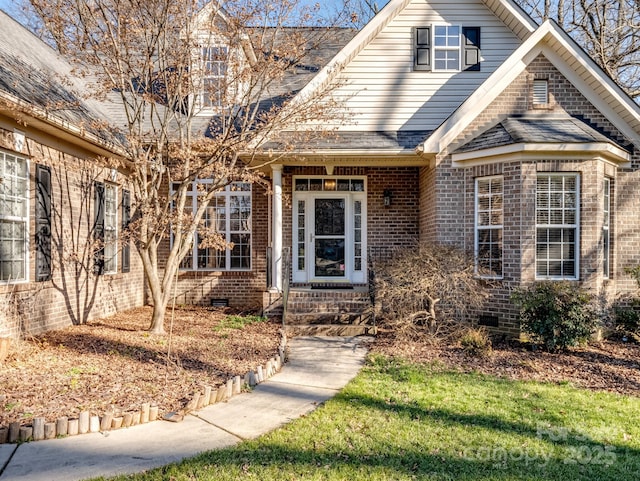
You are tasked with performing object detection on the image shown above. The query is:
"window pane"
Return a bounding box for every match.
[475,176,503,278]
[175,181,251,271]
[535,174,578,279]
[0,152,28,281]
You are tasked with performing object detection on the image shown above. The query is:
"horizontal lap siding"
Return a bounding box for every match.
[323,0,521,131]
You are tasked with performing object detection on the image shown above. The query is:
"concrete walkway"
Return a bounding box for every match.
[0,336,370,481]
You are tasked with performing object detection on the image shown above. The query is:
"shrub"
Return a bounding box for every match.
[614,299,640,334]
[511,282,599,351]
[374,243,488,338]
[460,328,492,357]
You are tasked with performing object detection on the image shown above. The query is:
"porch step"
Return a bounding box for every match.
[284,324,377,337]
[286,310,373,325]
[284,288,375,335]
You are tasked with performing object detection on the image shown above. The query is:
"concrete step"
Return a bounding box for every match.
[284,324,377,337]
[286,311,373,325]
[287,303,371,313]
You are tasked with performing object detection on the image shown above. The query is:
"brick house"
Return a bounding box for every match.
[2,0,640,338]
[0,11,146,338]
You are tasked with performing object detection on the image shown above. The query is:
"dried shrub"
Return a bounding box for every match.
[373,243,489,339]
[459,327,493,358]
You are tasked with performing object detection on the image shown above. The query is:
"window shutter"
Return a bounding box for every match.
[121,189,130,273]
[462,27,481,71]
[414,26,431,71]
[93,181,105,275]
[35,164,52,282]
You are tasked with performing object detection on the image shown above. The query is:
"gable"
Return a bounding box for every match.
[422,21,640,158]
[290,0,535,134]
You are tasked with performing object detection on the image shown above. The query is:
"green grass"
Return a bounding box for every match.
[101,354,640,480]
[214,314,266,332]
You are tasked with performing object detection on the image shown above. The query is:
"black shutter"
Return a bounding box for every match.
[414,26,431,71]
[35,164,52,282]
[93,181,105,275]
[462,26,481,71]
[121,189,130,273]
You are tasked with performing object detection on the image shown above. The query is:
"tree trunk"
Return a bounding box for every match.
[145,260,170,335]
[149,299,167,335]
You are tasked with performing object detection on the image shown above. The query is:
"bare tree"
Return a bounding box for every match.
[516,0,640,100]
[28,0,351,333]
[343,0,387,28]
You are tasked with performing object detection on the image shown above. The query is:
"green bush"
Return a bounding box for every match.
[511,282,599,351]
[614,300,640,334]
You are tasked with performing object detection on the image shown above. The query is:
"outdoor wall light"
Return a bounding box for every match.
[383,189,392,207]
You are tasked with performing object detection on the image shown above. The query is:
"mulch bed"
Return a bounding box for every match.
[3,313,640,431]
[0,306,281,427]
[373,330,640,397]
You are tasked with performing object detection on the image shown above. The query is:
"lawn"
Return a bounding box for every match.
[99,354,640,480]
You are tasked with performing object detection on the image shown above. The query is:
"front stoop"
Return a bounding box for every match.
[283,287,376,336]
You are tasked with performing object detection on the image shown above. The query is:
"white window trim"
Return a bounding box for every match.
[474,175,503,279]
[198,45,229,112]
[603,177,611,280]
[175,181,252,272]
[291,176,368,284]
[535,173,580,281]
[103,183,118,275]
[433,24,462,72]
[0,151,29,284]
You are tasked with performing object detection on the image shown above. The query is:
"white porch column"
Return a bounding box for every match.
[271,164,283,291]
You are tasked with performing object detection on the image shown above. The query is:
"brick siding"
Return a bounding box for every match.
[417,54,640,336]
[0,125,145,338]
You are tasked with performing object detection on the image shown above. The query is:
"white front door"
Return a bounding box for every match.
[292,177,366,284]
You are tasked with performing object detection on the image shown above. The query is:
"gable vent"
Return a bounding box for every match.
[532,79,549,105]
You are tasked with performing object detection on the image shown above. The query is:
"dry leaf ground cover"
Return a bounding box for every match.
[374,330,640,397]
[0,306,281,427]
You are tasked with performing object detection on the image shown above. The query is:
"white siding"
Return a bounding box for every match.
[325,0,522,131]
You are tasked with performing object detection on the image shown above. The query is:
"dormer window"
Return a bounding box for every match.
[434,25,461,71]
[201,46,228,109]
[414,25,481,72]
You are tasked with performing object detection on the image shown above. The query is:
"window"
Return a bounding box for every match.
[434,25,461,71]
[0,151,28,282]
[603,178,611,279]
[475,176,503,278]
[533,79,549,105]
[414,26,480,72]
[536,174,579,279]
[201,46,228,108]
[179,182,252,271]
[94,182,118,275]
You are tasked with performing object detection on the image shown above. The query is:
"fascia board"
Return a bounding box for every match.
[451,142,631,167]
[483,0,538,36]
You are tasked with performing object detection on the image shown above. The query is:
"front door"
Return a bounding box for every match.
[314,197,346,278]
[292,177,367,284]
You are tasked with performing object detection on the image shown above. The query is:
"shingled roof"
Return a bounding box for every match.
[261,129,432,153]
[454,114,630,154]
[0,10,121,149]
